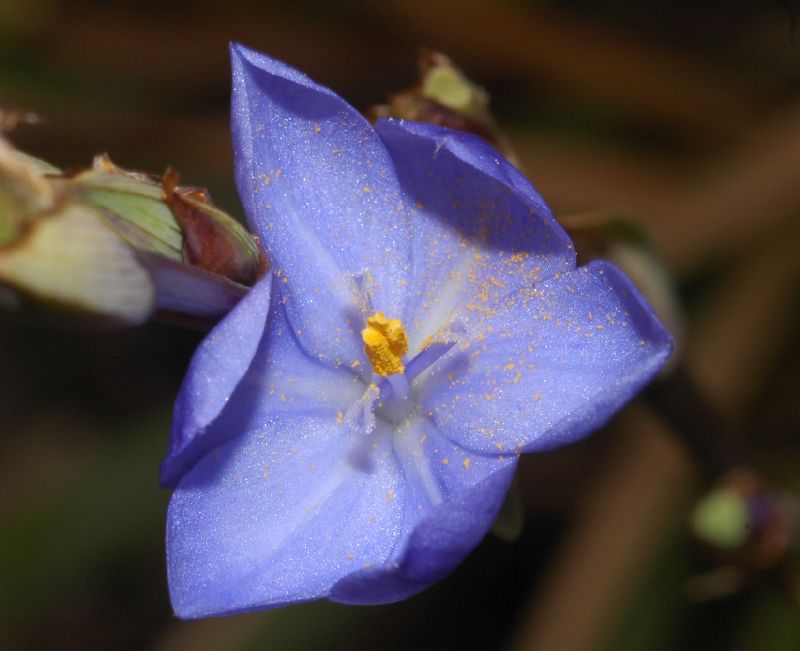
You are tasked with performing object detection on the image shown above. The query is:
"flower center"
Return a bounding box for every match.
[351,312,461,429]
[361,312,409,377]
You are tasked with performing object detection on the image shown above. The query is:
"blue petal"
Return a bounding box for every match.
[165,277,369,487]
[419,261,673,454]
[330,417,517,604]
[373,118,575,353]
[231,44,415,371]
[167,415,405,618]
[166,299,399,617]
[161,275,272,487]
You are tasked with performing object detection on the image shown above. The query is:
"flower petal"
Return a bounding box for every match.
[167,414,405,618]
[166,286,408,617]
[162,276,369,487]
[231,44,414,370]
[419,261,673,454]
[373,118,575,353]
[160,275,272,487]
[330,417,517,604]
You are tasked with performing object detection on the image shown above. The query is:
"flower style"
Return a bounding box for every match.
[161,44,673,619]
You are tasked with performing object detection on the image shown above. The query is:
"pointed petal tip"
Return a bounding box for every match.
[590,258,675,359]
[229,41,262,62]
[228,42,327,97]
[374,117,575,270]
[229,41,251,70]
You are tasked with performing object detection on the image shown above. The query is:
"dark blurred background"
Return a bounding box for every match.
[2,1,800,649]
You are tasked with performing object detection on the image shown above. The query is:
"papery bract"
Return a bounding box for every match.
[161,43,673,619]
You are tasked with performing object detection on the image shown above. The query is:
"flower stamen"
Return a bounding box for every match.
[362,312,408,376]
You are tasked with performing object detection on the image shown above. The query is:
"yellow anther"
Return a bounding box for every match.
[362,311,409,376]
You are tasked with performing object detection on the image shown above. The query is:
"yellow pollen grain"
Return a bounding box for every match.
[442,458,450,465]
[463,458,471,470]
[361,312,408,376]
[386,490,396,503]
[336,411,344,424]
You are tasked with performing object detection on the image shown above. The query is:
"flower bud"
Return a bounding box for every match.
[0,139,265,327]
[368,50,517,162]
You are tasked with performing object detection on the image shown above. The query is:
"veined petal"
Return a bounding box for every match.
[330,417,516,604]
[231,44,414,370]
[419,261,673,455]
[161,275,272,487]
[167,415,404,618]
[374,119,575,353]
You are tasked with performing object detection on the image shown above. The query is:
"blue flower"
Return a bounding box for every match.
[160,44,673,619]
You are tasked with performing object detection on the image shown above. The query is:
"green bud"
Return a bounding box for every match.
[0,140,264,327]
[71,157,262,285]
[0,136,58,247]
[0,203,155,323]
[421,65,487,121]
[368,50,516,162]
[69,156,184,260]
[161,168,262,285]
[691,488,750,550]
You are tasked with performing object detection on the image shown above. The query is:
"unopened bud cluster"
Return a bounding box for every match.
[0,136,264,327]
